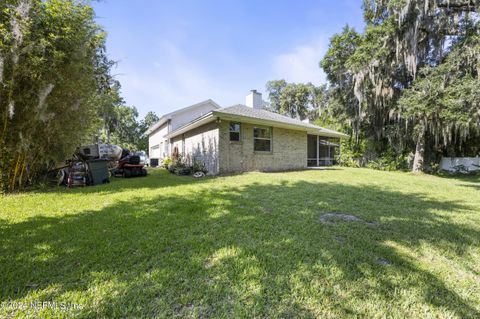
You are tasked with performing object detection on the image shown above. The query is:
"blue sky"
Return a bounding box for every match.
[92,0,364,117]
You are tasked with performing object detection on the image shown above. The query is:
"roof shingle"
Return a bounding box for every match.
[215,105,347,138]
[215,104,321,129]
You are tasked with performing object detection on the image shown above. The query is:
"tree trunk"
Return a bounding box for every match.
[412,129,425,173]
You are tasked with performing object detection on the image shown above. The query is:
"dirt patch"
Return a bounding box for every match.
[319,212,377,226]
[375,258,391,266]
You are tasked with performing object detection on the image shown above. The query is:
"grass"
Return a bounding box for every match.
[1,167,479,318]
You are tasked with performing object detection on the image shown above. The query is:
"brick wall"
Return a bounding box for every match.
[218,121,307,173]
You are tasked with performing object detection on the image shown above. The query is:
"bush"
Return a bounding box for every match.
[162,157,173,169]
[165,152,208,176]
[365,152,409,171]
[337,138,409,171]
[174,167,191,175]
[192,159,208,174]
[336,138,364,167]
[166,153,191,176]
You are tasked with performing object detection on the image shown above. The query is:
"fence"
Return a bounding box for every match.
[440,157,480,172]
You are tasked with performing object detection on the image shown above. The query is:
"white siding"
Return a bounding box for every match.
[148,122,169,159]
[148,100,219,160]
[170,103,217,131]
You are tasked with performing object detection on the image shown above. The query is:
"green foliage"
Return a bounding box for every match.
[165,154,207,176]
[162,156,172,169]
[321,1,480,171]
[398,34,480,154]
[0,0,108,192]
[336,135,409,171]
[192,159,207,174]
[336,138,364,168]
[365,151,409,171]
[265,80,327,120]
[104,105,141,151]
[168,154,191,176]
[137,111,159,150]
[96,81,159,152]
[320,26,362,139]
[321,26,361,84]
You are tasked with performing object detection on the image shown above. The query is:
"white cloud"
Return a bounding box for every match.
[115,36,330,117]
[270,36,328,85]
[115,41,239,116]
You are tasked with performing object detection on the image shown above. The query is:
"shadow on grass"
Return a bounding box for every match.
[32,168,214,195]
[436,171,480,182]
[1,178,479,317]
[459,183,480,191]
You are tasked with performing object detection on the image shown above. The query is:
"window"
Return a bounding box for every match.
[254,127,272,152]
[229,122,241,141]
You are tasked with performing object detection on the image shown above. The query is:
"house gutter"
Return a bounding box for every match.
[165,110,349,139]
[213,111,349,138]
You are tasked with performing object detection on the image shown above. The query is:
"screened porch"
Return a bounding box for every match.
[307,134,339,167]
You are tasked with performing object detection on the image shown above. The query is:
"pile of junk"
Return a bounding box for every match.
[58,144,148,188]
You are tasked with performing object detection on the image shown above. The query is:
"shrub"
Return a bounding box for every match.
[337,138,409,171]
[192,159,208,174]
[174,167,191,175]
[166,153,192,176]
[166,153,208,176]
[162,157,173,169]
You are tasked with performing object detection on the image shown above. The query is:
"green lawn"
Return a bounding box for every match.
[1,168,479,318]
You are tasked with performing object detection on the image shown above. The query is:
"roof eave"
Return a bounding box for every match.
[145,117,169,136]
[145,99,221,136]
[165,112,216,139]
[213,111,316,132]
[165,110,350,139]
[214,111,349,138]
[315,131,349,138]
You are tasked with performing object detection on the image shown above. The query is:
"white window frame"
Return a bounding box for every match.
[253,126,272,152]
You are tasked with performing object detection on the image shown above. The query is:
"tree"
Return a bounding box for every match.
[265,80,325,120]
[137,111,159,151]
[307,84,329,120]
[320,26,362,141]
[398,34,480,172]
[141,111,160,132]
[321,0,480,172]
[99,100,159,152]
[265,80,287,112]
[0,0,112,191]
[97,80,125,144]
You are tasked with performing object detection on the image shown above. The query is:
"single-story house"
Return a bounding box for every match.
[148,90,347,174]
